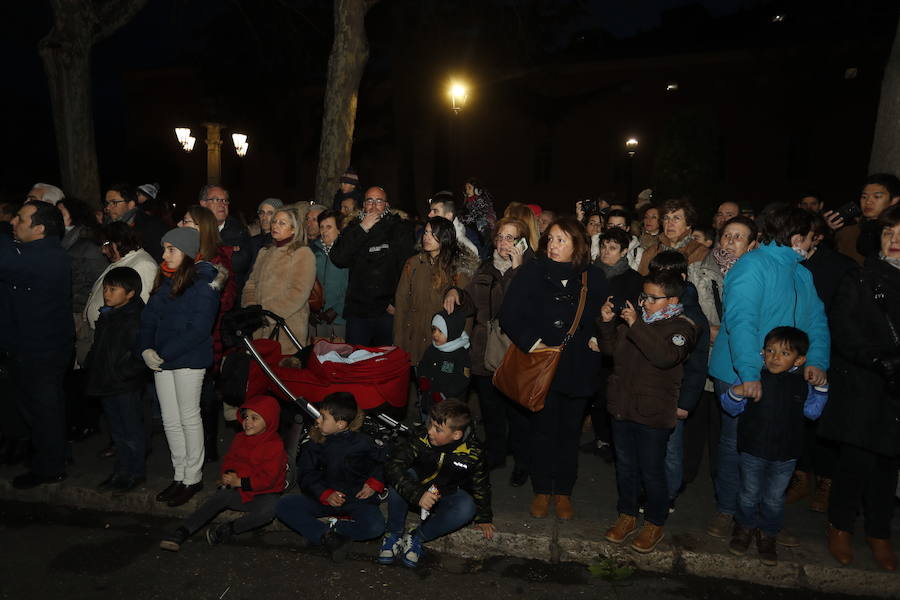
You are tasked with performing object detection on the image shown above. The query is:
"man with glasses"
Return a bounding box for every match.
[250,198,283,255]
[199,184,253,296]
[104,183,167,262]
[330,186,416,346]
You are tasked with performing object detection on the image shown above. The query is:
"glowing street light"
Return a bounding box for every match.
[232,133,249,158]
[174,127,196,152]
[449,81,468,114]
[626,137,639,157]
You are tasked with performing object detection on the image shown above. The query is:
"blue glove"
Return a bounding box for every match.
[719,386,747,417]
[803,384,828,420]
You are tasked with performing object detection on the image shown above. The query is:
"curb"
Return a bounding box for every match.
[2,480,896,597]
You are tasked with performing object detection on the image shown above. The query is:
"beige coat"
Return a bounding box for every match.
[393,250,479,364]
[638,234,709,275]
[242,244,316,356]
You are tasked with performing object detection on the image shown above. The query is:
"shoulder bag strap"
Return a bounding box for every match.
[561,271,589,348]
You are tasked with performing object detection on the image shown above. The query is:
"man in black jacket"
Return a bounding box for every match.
[329,186,415,346]
[103,183,168,262]
[199,184,253,297]
[0,201,73,488]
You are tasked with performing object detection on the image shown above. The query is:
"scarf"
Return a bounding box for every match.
[712,247,738,275]
[275,235,294,248]
[160,260,175,277]
[665,234,692,251]
[493,249,512,275]
[599,257,629,279]
[434,330,471,352]
[642,302,684,324]
[881,253,900,271]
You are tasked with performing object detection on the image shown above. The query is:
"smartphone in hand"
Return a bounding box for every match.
[515,237,528,253]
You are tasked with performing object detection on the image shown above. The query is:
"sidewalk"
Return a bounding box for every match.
[1,421,897,597]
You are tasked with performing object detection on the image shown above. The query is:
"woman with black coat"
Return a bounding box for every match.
[499,216,608,520]
[817,204,900,571]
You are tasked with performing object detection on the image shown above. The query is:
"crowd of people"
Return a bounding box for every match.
[0,171,898,572]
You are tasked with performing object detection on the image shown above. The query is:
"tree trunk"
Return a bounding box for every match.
[39,0,147,204]
[314,0,379,204]
[869,16,900,173]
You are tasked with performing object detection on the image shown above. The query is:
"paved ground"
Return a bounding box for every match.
[0,405,897,598]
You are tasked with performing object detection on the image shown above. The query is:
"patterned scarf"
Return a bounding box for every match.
[712,247,738,275]
[642,302,684,324]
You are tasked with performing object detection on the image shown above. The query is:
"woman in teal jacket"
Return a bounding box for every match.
[705,205,830,537]
[310,210,349,340]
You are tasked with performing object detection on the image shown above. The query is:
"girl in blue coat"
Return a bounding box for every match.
[139,227,225,507]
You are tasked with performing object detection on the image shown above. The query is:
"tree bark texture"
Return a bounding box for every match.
[869,16,900,173]
[314,0,379,204]
[39,0,147,204]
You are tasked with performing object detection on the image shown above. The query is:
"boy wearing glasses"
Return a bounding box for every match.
[597,270,697,553]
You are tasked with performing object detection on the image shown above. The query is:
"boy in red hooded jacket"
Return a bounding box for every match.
[160,395,287,551]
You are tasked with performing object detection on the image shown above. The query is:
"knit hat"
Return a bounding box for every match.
[340,170,360,187]
[161,227,200,259]
[526,204,543,217]
[432,309,467,341]
[138,182,160,200]
[258,198,283,212]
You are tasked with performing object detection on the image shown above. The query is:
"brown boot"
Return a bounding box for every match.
[809,477,831,513]
[604,513,638,543]
[866,537,897,571]
[554,495,574,520]
[826,524,853,565]
[631,523,665,553]
[784,471,811,504]
[530,493,551,518]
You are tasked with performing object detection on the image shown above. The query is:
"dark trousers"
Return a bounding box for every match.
[100,390,145,478]
[828,443,899,539]
[200,372,220,458]
[530,390,588,495]
[588,368,612,443]
[611,419,672,526]
[346,314,394,347]
[682,389,721,484]
[473,375,531,471]
[12,350,70,477]
[183,488,280,535]
[795,420,838,477]
[277,494,385,543]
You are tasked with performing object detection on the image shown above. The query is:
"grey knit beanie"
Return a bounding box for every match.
[258,198,283,212]
[161,227,200,259]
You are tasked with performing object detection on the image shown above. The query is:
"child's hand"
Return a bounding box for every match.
[220,472,239,488]
[326,491,346,507]
[600,296,616,322]
[740,380,763,401]
[620,300,637,326]
[475,522,497,540]
[355,484,376,499]
[804,365,827,386]
[588,337,600,352]
[418,489,441,511]
[676,408,688,420]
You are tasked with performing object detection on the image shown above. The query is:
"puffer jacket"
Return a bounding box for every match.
[137,261,225,370]
[242,243,316,356]
[84,297,148,396]
[393,249,479,364]
[299,429,386,505]
[222,395,288,503]
[386,426,492,524]
[62,225,107,315]
[598,313,697,429]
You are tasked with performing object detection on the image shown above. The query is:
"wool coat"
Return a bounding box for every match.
[638,233,709,275]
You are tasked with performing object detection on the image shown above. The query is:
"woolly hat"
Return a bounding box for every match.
[432,309,467,341]
[161,227,200,259]
[526,204,543,217]
[138,182,160,200]
[340,170,360,187]
[258,198,283,212]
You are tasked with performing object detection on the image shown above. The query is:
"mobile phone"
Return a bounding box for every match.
[834,201,861,223]
[515,237,528,253]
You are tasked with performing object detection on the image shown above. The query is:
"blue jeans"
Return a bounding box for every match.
[735,453,796,536]
[276,494,385,544]
[713,377,740,515]
[611,419,672,526]
[345,314,394,347]
[664,419,685,501]
[385,487,476,542]
[100,390,145,478]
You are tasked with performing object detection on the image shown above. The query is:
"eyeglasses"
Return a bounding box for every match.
[104,200,126,207]
[205,197,229,205]
[179,218,195,226]
[364,198,386,205]
[494,234,516,243]
[639,292,672,303]
[257,209,274,216]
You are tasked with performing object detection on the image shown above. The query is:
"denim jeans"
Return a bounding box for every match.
[345,314,394,347]
[735,453,796,536]
[712,377,740,515]
[100,390,145,478]
[184,488,280,535]
[611,419,672,526]
[276,494,385,543]
[664,419,685,500]
[385,487,476,542]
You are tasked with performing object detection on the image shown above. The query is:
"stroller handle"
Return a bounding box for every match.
[240,335,321,420]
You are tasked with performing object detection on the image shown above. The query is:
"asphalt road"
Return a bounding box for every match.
[0,501,870,600]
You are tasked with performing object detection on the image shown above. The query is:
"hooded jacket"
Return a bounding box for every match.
[138,261,226,370]
[299,428,386,506]
[84,249,159,328]
[222,395,288,502]
[417,308,471,400]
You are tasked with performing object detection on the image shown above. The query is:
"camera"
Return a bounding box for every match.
[581,197,599,216]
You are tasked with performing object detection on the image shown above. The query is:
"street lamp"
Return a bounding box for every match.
[449,81,468,114]
[626,137,639,157]
[174,127,196,152]
[232,133,249,158]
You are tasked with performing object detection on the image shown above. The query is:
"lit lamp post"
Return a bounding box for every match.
[625,137,639,203]
[173,126,249,185]
[626,137,639,157]
[449,81,468,115]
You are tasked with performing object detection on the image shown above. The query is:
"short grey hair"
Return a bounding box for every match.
[308,203,328,214]
[31,183,65,205]
[198,184,229,203]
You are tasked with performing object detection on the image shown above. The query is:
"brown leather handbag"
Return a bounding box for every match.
[308,279,325,313]
[492,272,588,412]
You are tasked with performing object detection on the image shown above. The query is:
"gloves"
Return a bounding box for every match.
[142,349,164,371]
[719,386,747,417]
[804,384,829,420]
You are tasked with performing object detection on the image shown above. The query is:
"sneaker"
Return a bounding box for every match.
[728,524,754,556]
[706,512,733,538]
[757,530,778,566]
[377,532,403,565]
[401,532,425,568]
[160,526,189,552]
[206,522,233,546]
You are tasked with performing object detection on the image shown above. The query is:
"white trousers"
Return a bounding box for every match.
[154,368,206,485]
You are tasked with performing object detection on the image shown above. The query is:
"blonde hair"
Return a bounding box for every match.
[503,204,540,249]
[272,208,307,251]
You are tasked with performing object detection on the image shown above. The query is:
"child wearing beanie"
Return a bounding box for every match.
[416,308,471,419]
